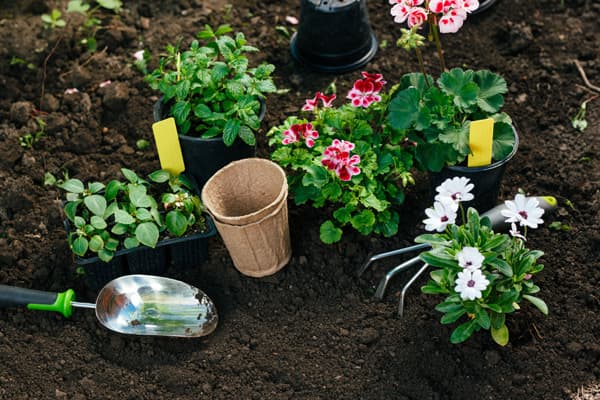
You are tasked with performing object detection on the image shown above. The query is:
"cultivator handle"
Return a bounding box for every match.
[0,285,75,318]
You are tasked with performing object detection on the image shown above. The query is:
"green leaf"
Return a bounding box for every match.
[388,87,422,130]
[172,101,191,126]
[421,282,449,294]
[84,194,107,216]
[88,182,105,193]
[135,208,153,221]
[90,215,107,230]
[523,295,549,315]
[96,0,121,10]
[74,216,86,228]
[492,122,515,161]
[67,0,89,13]
[223,119,241,146]
[128,185,152,208]
[105,180,122,201]
[166,210,188,236]
[474,306,491,329]
[441,308,467,324]
[438,68,479,109]
[487,257,513,277]
[238,125,256,146]
[350,210,375,235]
[88,235,104,252]
[114,209,136,225]
[148,169,171,183]
[474,70,507,113]
[491,323,509,346]
[333,206,352,224]
[111,223,128,235]
[97,249,114,262]
[64,201,79,222]
[135,222,159,248]
[72,236,88,257]
[193,104,213,119]
[302,165,329,189]
[360,194,388,212]
[320,220,342,244]
[450,320,477,344]
[121,168,140,183]
[58,179,84,193]
[211,62,230,82]
[435,301,463,313]
[439,125,470,156]
[175,80,191,99]
[124,237,139,249]
[256,79,277,93]
[322,182,342,200]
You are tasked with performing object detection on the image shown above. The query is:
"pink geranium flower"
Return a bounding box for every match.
[347,72,386,108]
[321,139,361,181]
[390,0,427,27]
[282,123,319,148]
[302,92,337,111]
[318,92,337,108]
[438,8,466,33]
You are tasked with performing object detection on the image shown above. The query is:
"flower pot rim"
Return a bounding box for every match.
[445,124,519,174]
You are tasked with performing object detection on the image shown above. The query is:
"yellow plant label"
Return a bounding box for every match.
[468,118,494,167]
[152,118,185,175]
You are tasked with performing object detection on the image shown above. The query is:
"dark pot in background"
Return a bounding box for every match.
[290,0,378,73]
[153,98,265,189]
[472,0,497,14]
[429,126,519,213]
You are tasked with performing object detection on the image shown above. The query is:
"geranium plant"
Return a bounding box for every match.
[386,1,516,172]
[56,169,208,262]
[268,72,414,243]
[416,177,548,345]
[145,24,277,146]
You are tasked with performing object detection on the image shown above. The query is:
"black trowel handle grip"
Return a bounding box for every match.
[0,284,75,317]
[481,196,557,231]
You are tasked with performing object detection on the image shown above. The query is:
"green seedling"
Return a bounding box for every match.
[41,9,66,29]
[571,96,597,132]
[43,172,57,186]
[549,221,571,231]
[564,199,576,210]
[67,0,122,52]
[275,26,291,38]
[20,118,46,149]
[136,139,150,150]
[10,56,36,71]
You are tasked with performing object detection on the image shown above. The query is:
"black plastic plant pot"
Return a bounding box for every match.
[290,0,378,73]
[126,246,168,275]
[472,0,498,14]
[429,126,519,213]
[76,256,126,292]
[153,98,266,189]
[169,237,208,268]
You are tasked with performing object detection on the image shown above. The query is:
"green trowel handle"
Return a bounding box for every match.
[0,284,75,318]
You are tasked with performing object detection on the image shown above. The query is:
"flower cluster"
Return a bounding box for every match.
[417,177,549,345]
[268,72,414,243]
[390,0,479,33]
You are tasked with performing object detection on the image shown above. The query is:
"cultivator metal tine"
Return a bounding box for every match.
[373,255,422,300]
[398,264,429,317]
[356,243,429,277]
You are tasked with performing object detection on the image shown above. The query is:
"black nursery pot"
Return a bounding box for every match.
[153,99,264,189]
[472,0,497,14]
[429,126,519,213]
[290,0,378,73]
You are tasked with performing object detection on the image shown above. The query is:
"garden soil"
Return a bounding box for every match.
[0,0,599,399]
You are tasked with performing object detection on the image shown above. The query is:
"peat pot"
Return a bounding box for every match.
[429,125,519,213]
[153,98,266,189]
[290,0,378,73]
[202,158,292,278]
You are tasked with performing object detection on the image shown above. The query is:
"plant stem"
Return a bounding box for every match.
[430,17,447,72]
[415,47,430,88]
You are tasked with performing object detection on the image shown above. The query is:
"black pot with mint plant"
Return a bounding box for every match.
[146,24,277,188]
[56,168,216,291]
[290,0,378,73]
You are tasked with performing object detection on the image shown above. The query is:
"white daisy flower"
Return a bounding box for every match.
[456,246,484,270]
[501,194,544,229]
[423,201,457,232]
[435,176,474,211]
[455,269,489,301]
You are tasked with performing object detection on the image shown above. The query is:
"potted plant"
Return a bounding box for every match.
[268,71,415,244]
[386,1,517,212]
[146,24,278,187]
[417,176,548,345]
[56,168,216,290]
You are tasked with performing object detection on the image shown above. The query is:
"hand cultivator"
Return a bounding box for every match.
[357,196,557,316]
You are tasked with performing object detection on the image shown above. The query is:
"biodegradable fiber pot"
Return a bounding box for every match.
[153,98,266,188]
[290,0,378,73]
[430,126,519,213]
[202,158,292,278]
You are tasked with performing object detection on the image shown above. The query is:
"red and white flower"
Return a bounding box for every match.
[282,123,319,148]
[318,92,337,108]
[321,139,361,181]
[390,0,427,27]
[347,73,386,108]
[302,92,337,111]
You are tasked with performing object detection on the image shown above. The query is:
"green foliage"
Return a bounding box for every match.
[41,9,66,29]
[66,0,122,52]
[416,208,547,345]
[55,168,208,262]
[145,24,277,145]
[268,75,415,243]
[20,118,46,149]
[387,68,515,172]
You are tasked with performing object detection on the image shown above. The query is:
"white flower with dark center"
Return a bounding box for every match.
[423,201,457,232]
[456,246,484,270]
[455,269,489,301]
[435,176,474,211]
[501,194,544,229]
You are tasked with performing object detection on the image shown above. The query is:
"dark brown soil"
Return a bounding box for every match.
[1,0,599,399]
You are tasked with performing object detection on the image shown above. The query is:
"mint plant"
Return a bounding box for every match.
[145,24,277,145]
[387,69,514,172]
[417,177,548,345]
[268,72,414,244]
[56,168,207,262]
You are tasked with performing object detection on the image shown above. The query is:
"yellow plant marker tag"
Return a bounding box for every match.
[152,118,185,175]
[468,118,494,167]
